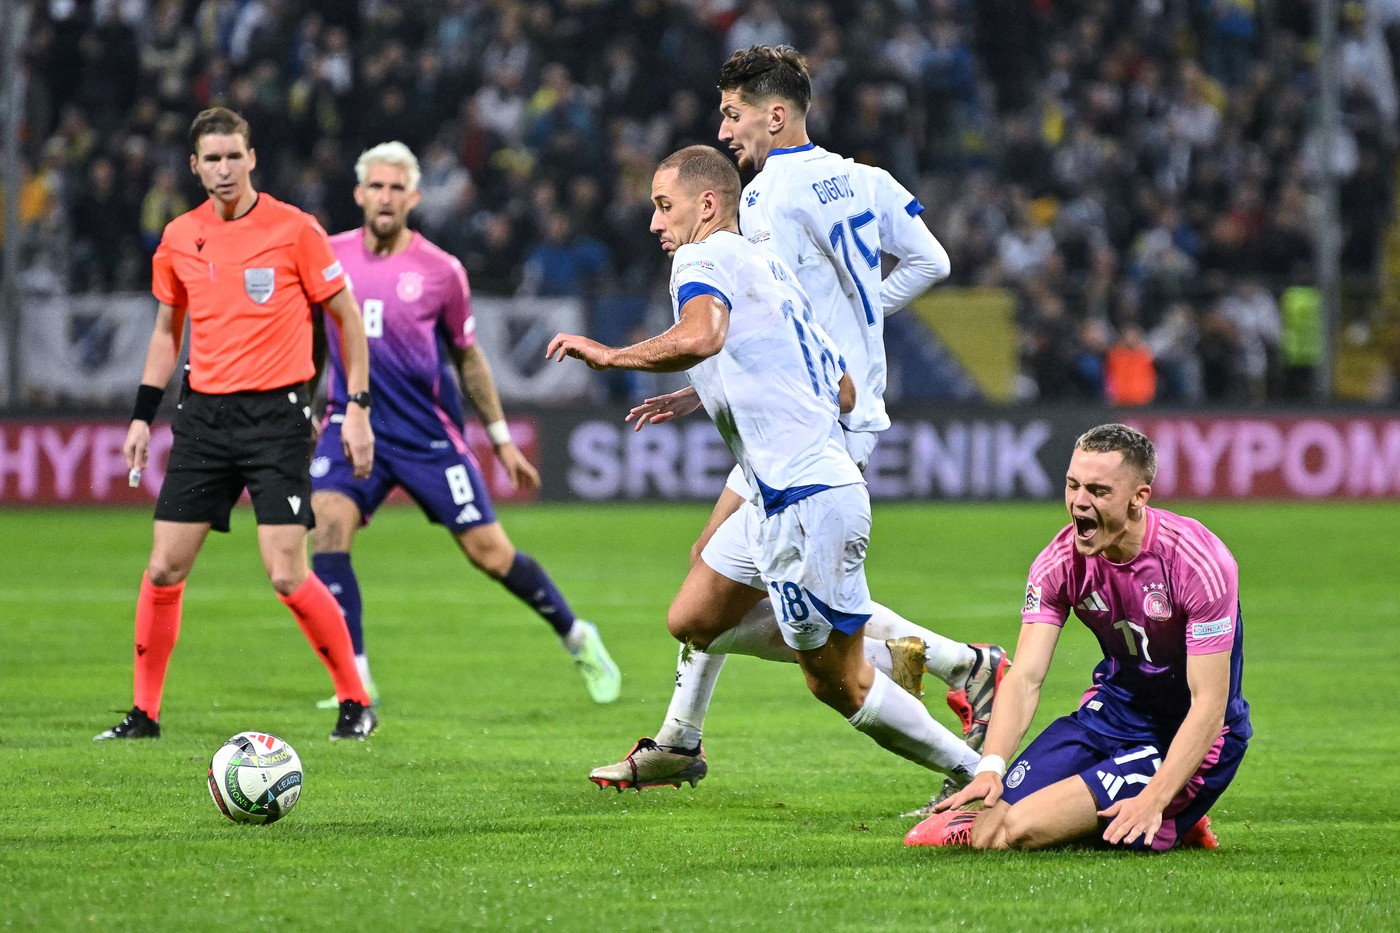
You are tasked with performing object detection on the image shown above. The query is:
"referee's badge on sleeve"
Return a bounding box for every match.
[244,267,275,304]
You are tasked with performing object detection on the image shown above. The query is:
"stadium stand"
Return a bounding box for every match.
[6,0,1397,406]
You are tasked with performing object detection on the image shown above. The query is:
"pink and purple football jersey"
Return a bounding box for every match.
[1022,506,1251,742]
[323,230,475,452]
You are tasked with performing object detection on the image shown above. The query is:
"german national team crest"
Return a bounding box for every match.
[244,267,275,304]
[396,270,425,302]
[1143,588,1172,621]
[1006,760,1028,789]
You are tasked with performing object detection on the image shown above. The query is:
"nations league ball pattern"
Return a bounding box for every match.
[208,732,303,824]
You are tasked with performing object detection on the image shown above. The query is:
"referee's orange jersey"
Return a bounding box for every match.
[152,194,348,394]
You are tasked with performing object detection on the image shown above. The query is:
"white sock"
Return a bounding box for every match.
[355,654,373,684]
[705,600,794,662]
[847,669,980,776]
[861,602,975,686]
[655,645,727,750]
[863,638,893,675]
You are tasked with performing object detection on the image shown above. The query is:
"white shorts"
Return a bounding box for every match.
[722,430,877,499]
[700,483,874,651]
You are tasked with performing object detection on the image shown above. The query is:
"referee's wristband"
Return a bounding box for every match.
[485,419,512,446]
[974,755,1007,778]
[131,384,165,425]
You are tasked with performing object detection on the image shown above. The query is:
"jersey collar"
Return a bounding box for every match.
[768,142,816,158]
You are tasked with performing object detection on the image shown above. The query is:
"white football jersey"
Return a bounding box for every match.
[739,143,949,433]
[668,230,862,515]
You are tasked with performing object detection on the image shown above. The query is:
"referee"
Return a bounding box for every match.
[96,107,378,742]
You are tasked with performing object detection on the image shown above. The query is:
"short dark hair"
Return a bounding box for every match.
[189,107,251,153]
[657,145,741,215]
[718,45,812,114]
[1075,423,1157,484]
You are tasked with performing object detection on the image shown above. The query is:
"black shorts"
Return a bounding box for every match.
[155,383,316,533]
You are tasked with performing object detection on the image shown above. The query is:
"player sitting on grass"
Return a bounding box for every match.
[906,424,1249,851]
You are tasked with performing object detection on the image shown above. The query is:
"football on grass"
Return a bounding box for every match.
[208,732,303,825]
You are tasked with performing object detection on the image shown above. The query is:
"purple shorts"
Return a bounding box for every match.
[999,712,1248,851]
[311,421,497,533]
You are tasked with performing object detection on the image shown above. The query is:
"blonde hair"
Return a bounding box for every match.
[355,141,421,192]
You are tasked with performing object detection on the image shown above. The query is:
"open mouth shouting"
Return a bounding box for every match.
[1073,512,1100,551]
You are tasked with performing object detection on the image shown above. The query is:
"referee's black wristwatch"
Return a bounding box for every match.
[346,390,372,409]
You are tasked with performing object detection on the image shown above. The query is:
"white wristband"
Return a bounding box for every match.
[486,419,512,446]
[974,755,1007,778]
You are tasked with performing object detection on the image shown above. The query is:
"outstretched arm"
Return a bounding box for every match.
[455,343,539,491]
[936,621,1060,811]
[547,294,727,373]
[1099,650,1230,847]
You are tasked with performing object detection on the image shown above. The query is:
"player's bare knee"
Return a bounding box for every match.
[464,541,514,578]
[999,806,1053,851]
[267,568,307,597]
[667,608,707,647]
[146,562,189,587]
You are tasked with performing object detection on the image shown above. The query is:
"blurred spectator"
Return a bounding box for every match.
[1149,302,1203,403]
[726,1,793,53]
[75,8,140,132]
[1197,307,1241,401]
[138,166,190,257]
[517,210,611,299]
[1104,324,1157,407]
[391,141,462,239]
[11,0,1393,409]
[1219,280,1282,404]
[141,0,196,109]
[461,212,523,296]
[309,139,361,234]
[997,202,1056,283]
[1280,281,1324,400]
[1199,0,1258,88]
[473,66,530,147]
[0,164,60,251]
[69,158,139,293]
[1069,318,1111,400]
[1023,291,1077,400]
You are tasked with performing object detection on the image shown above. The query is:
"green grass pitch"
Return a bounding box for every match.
[2,501,1396,931]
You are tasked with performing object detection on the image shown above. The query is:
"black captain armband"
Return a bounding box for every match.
[131,384,165,424]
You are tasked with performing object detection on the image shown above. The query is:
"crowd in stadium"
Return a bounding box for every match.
[10,0,1399,405]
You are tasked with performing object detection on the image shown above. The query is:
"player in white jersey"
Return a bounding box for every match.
[549,145,982,792]
[588,46,1006,807]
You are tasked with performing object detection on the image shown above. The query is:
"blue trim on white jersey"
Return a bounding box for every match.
[905,198,924,217]
[677,281,732,310]
[755,474,832,516]
[769,142,817,157]
[804,588,872,635]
